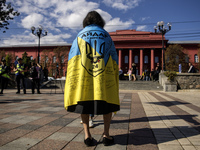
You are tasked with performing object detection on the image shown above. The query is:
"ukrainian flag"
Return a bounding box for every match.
[64,24,120,114]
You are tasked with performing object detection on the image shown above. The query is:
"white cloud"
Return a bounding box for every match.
[105,18,135,32]
[2,31,72,46]
[102,0,141,11]
[141,17,150,21]
[3,0,138,46]
[96,9,112,23]
[136,25,147,31]
[21,13,44,29]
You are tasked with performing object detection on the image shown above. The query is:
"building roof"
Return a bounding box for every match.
[0,43,72,48]
[168,41,200,44]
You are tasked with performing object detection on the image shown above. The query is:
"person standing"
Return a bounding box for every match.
[188,62,196,73]
[43,67,48,81]
[64,11,120,147]
[156,63,162,73]
[150,68,155,81]
[127,68,132,81]
[145,69,150,81]
[0,59,10,94]
[119,67,123,80]
[13,58,27,94]
[30,62,41,94]
[131,63,136,81]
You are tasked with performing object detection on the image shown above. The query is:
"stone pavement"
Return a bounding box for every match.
[0,89,200,150]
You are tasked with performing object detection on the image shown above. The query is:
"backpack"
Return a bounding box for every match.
[30,66,38,78]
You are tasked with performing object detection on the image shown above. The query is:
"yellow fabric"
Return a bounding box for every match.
[64,38,119,109]
[0,66,10,79]
[15,64,24,75]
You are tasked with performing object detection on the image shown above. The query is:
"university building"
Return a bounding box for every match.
[0,29,199,76]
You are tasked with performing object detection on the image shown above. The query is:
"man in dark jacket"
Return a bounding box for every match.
[188,63,196,73]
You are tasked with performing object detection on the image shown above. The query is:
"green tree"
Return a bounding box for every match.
[5,52,14,66]
[41,49,52,76]
[53,46,69,77]
[165,44,188,72]
[0,50,6,60]
[41,49,51,68]
[0,0,20,33]
[22,51,31,68]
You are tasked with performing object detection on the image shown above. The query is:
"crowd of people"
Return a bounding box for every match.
[0,58,49,94]
[119,63,162,81]
[119,62,198,82]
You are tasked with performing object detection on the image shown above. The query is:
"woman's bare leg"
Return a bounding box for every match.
[81,114,91,139]
[103,112,112,139]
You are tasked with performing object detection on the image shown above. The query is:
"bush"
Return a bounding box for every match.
[164,71,177,82]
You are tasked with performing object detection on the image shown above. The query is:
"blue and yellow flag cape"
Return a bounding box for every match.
[64,24,119,114]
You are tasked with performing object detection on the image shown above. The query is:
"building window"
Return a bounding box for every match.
[176,55,179,63]
[60,69,63,76]
[194,54,199,63]
[185,55,189,63]
[125,56,128,64]
[53,56,56,63]
[134,55,138,64]
[52,69,56,76]
[155,56,159,63]
[144,55,148,64]
[45,56,48,63]
[61,55,64,63]
[30,56,33,60]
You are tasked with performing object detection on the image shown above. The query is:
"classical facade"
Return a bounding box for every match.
[110,30,167,75]
[0,30,199,76]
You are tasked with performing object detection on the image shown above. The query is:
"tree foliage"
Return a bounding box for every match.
[0,0,20,33]
[41,47,69,77]
[0,50,6,60]
[5,52,14,66]
[22,51,31,68]
[41,49,52,67]
[53,46,69,76]
[165,44,188,72]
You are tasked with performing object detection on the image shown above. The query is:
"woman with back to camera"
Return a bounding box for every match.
[64,11,120,146]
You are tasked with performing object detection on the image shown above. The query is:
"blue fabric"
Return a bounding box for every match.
[68,24,118,65]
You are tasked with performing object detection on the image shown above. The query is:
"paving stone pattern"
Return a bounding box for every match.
[0,89,200,150]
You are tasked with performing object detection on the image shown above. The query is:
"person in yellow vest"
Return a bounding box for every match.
[13,58,27,94]
[0,58,11,94]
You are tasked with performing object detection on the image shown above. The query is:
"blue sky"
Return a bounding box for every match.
[1,0,200,46]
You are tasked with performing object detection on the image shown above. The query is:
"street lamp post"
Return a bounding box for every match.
[31,25,47,64]
[154,21,171,71]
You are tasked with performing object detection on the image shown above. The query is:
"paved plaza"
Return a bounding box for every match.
[0,89,200,150]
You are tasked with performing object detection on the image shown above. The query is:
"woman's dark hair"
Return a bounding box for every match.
[83,11,105,28]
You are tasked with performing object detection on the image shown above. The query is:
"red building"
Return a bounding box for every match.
[110,29,167,75]
[0,30,199,76]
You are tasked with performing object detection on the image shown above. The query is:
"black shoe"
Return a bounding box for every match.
[84,137,94,147]
[37,92,41,94]
[103,136,114,146]
[16,92,20,94]
[0,92,3,94]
